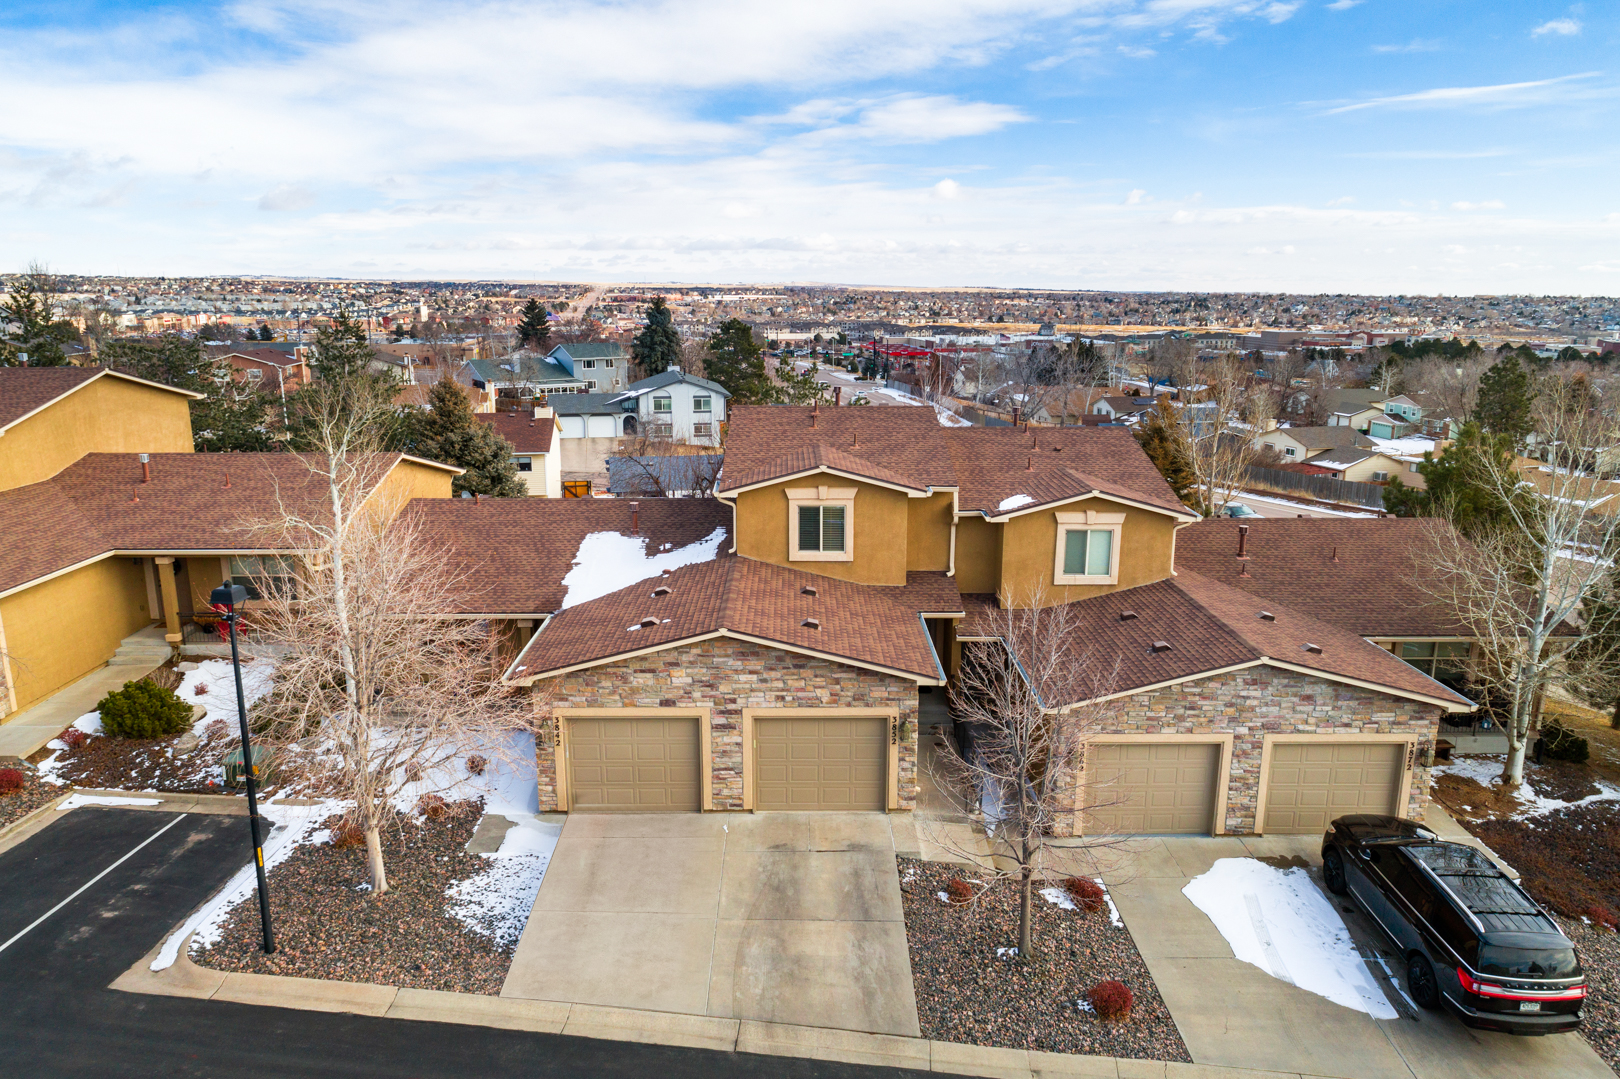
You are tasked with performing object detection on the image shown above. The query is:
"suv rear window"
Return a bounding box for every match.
[1476,945,1580,978]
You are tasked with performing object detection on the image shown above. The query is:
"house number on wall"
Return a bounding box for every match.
[890,718,899,746]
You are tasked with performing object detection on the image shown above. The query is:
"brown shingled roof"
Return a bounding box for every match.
[506,560,959,683]
[1173,517,1474,639]
[0,368,201,432]
[718,406,956,495]
[0,452,451,595]
[404,497,732,615]
[962,570,1471,711]
[720,442,925,493]
[944,426,1191,518]
[476,411,557,454]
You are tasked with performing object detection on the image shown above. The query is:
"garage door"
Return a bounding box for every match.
[1088,742,1219,834]
[568,717,701,812]
[755,716,887,811]
[1262,742,1403,834]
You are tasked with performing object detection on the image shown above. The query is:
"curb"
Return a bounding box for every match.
[110,947,1303,1079]
[63,789,325,816]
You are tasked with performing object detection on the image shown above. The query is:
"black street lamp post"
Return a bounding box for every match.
[209,582,276,954]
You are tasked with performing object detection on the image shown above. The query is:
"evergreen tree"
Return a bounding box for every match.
[1381,422,1519,535]
[416,378,525,497]
[1133,398,1195,505]
[99,336,274,452]
[1,277,71,366]
[516,299,551,351]
[1473,353,1536,440]
[630,297,681,376]
[704,319,778,404]
[777,361,826,406]
[258,324,275,341]
[310,309,381,381]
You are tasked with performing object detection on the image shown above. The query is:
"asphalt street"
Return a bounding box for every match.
[0,807,923,1078]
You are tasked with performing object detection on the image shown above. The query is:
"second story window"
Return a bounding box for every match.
[1053,510,1125,585]
[693,395,712,413]
[786,486,856,563]
[653,394,673,413]
[516,456,533,472]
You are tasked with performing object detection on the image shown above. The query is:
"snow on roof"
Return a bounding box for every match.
[559,527,727,609]
[1367,435,1442,456]
[997,494,1035,512]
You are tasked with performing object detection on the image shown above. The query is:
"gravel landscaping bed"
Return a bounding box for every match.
[898,857,1190,1061]
[42,730,235,795]
[193,801,518,995]
[0,764,63,831]
[1560,917,1620,1075]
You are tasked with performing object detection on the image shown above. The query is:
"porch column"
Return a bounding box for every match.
[515,619,535,648]
[154,557,183,654]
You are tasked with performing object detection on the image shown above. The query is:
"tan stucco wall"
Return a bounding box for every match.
[953,516,1002,595]
[366,458,456,514]
[906,492,953,572]
[0,376,194,491]
[998,497,1177,607]
[734,478,910,585]
[0,558,151,714]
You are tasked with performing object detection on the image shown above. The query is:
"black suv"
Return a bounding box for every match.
[1322,814,1586,1035]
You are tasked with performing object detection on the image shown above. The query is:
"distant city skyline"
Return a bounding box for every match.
[1,1,1615,293]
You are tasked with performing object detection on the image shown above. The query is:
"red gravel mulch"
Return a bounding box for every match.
[1561,918,1620,1075]
[899,857,1190,1061]
[193,801,517,995]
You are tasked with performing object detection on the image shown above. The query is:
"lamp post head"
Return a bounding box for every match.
[211,582,249,609]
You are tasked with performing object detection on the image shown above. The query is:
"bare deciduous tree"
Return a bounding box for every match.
[247,381,533,892]
[1414,378,1620,786]
[1161,355,1267,516]
[926,596,1124,959]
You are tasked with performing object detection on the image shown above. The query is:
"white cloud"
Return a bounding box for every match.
[1126,188,1148,204]
[932,179,963,200]
[1452,200,1506,211]
[1117,44,1157,58]
[1531,17,1582,37]
[1323,72,1602,114]
[258,184,316,212]
[1326,0,1361,9]
[1326,196,1355,206]
[1371,39,1441,54]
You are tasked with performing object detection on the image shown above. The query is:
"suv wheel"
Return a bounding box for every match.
[1323,847,1348,896]
[1407,953,1441,1010]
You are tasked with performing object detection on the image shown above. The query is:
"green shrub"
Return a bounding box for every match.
[97,680,193,739]
[1542,719,1590,764]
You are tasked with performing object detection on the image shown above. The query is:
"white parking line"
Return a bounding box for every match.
[0,813,188,955]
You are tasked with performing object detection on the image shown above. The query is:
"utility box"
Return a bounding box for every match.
[223,745,274,788]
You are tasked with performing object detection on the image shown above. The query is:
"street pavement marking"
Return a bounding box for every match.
[0,813,189,955]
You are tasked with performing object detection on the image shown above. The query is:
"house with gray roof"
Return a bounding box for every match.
[614,370,729,446]
[546,342,629,393]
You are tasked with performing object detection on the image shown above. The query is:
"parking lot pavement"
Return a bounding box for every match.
[1100,834,1615,1079]
[1,806,919,1079]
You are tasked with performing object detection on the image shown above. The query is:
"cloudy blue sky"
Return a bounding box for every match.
[1,1,1614,292]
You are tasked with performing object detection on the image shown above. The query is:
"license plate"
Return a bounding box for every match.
[1519,1001,1541,1013]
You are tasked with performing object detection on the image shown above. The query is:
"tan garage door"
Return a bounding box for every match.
[568,716,701,812]
[1262,741,1403,834]
[755,716,887,811]
[1088,742,1219,834]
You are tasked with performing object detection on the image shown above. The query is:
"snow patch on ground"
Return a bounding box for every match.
[1183,858,1395,1019]
[176,658,278,732]
[156,799,342,970]
[997,494,1035,512]
[447,814,562,948]
[559,527,726,609]
[57,794,162,810]
[1039,881,1123,927]
[935,405,973,427]
[1434,754,1620,819]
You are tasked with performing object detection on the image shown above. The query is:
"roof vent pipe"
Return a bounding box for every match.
[139,453,150,484]
[630,501,640,535]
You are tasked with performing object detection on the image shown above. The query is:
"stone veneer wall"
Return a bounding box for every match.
[530,638,919,812]
[1065,665,1442,836]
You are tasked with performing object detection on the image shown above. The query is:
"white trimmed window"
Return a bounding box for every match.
[693,395,712,413]
[653,394,673,414]
[786,486,856,562]
[1053,510,1124,585]
[230,555,298,600]
[693,423,713,438]
[516,456,533,472]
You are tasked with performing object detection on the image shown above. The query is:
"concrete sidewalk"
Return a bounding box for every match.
[0,635,167,761]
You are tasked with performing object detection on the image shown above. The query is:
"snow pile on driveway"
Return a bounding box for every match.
[1182,858,1395,1019]
[559,527,726,609]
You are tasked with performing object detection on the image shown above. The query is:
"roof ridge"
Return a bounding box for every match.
[1164,572,1265,660]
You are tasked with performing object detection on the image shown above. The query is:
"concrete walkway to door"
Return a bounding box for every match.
[500,812,921,1038]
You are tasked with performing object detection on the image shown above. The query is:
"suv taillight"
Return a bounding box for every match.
[1456,967,1587,1001]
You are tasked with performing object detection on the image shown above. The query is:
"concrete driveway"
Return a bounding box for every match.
[500,812,920,1038]
[1094,834,1613,1079]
